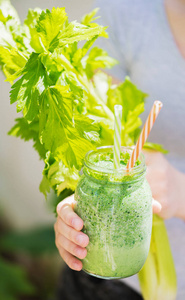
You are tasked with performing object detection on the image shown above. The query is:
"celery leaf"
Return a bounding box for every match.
[10,53,49,121]
[82,46,118,79]
[24,8,42,52]
[36,7,67,51]
[8,117,46,159]
[39,86,97,168]
[49,21,106,52]
[0,46,27,80]
[143,142,168,154]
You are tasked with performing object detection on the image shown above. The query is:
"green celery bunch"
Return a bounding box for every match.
[0,0,162,198]
[0,1,176,298]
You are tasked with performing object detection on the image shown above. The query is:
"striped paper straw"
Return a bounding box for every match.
[113,105,123,169]
[127,100,163,170]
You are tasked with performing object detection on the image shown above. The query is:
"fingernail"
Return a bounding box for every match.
[157,202,162,211]
[72,218,82,229]
[76,248,87,259]
[76,234,85,245]
[73,262,82,271]
[154,199,162,211]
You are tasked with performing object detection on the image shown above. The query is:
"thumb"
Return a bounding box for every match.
[152,198,162,214]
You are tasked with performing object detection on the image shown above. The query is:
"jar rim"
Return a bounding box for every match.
[84,146,146,176]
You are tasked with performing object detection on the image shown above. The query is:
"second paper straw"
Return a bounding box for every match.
[127,100,163,170]
[113,105,122,169]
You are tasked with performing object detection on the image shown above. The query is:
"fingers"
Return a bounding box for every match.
[55,218,89,248]
[152,198,162,214]
[57,194,76,211]
[55,196,89,271]
[57,203,83,231]
[56,233,87,259]
[58,247,83,271]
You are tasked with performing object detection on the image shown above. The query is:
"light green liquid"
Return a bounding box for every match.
[75,158,152,279]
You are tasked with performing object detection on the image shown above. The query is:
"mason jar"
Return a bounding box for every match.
[74,146,152,279]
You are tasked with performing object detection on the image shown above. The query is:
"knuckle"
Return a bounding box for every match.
[57,234,64,248]
[54,221,57,232]
[66,213,73,227]
[55,233,62,249]
[59,248,66,261]
[57,203,69,218]
[68,229,76,243]
[61,205,72,224]
[61,236,73,255]
[72,245,79,256]
[58,219,66,236]
[54,218,61,233]
[60,235,86,259]
[57,202,63,215]
[67,256,75,269]
[73,245,85,258]
[55,236,59,248]
[76,247,87,259]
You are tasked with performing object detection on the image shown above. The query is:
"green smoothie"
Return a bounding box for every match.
[75,146,152,279]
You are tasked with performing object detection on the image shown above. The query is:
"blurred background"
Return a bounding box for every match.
[0,0,94,299]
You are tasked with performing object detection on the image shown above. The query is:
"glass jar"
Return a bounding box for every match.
[74,146,152,279]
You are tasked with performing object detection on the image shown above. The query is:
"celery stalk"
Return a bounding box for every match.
[138,215,177,300]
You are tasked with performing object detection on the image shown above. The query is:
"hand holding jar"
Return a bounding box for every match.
[54,148,163,274]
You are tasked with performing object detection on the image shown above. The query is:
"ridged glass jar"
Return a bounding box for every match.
[74,146,152,279]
